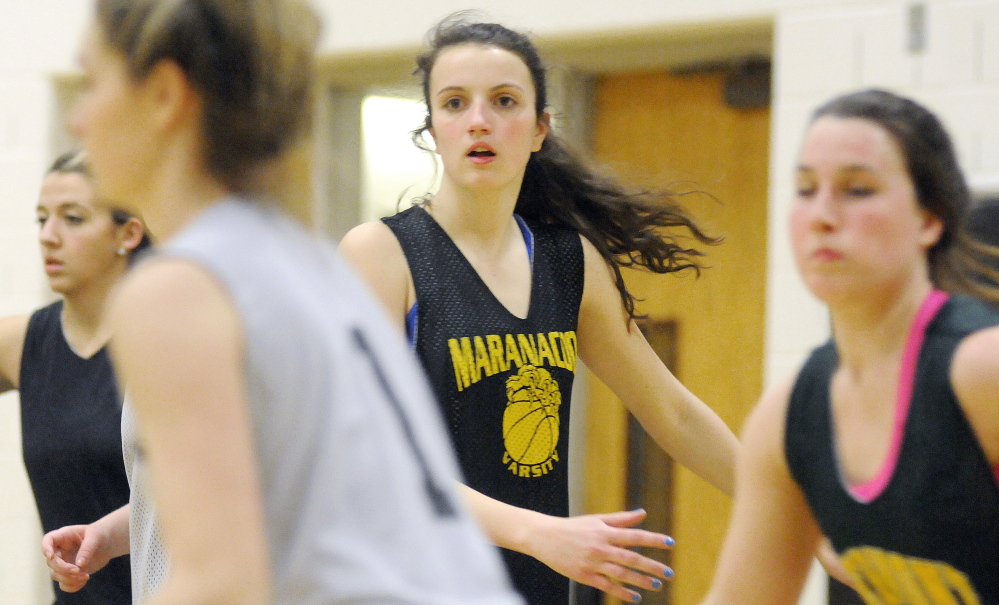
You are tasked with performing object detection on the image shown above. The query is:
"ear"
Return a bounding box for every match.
[532,111,551,153]
[918,209,945,250]
[117,216,146,254]
[142,59,201,136]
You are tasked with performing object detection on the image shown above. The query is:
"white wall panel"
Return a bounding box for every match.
[982,5,999,81]
[923,2,985,87]
[860,5,921,88]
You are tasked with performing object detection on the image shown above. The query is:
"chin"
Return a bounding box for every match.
[47,282,72,296]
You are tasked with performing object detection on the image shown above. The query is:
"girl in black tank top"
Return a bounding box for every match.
[0,151,148,604]
[702,91,999,605]
[341,16,739,605]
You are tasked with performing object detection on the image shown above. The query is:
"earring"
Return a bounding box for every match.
[117,247,127,256]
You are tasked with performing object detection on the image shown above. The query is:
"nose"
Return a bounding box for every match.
[39,217,59,247]
[807,187,840,232]
[467,98,492,135]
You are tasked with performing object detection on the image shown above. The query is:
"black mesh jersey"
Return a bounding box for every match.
[785,294,999,605]
[19,301,131,604]
[384,206,584,605]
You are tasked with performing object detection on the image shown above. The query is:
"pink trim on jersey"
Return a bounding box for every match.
[849,290,950,503]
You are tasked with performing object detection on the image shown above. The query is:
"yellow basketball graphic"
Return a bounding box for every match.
[503,365,561,466]
[842,546,981,605]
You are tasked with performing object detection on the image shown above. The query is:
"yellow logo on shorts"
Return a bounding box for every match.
[842,546,981,605]
[502,365,561,478]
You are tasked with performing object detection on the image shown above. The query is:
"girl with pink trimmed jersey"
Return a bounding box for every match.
[701,89,999,605]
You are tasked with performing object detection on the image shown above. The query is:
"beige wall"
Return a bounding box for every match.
[1,1,998,604]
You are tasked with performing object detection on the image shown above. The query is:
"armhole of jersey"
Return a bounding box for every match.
[513,213,535,269]
[406,303,418,350]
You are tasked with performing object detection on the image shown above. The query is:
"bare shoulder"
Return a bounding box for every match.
[112,258,232,322]
[951,325,999,464]
[578,234,624,313]
[578,234,610,280]
[339,220,404,262]
[338,220,412,323]
[109,259,241,370]
[0,314,30,391]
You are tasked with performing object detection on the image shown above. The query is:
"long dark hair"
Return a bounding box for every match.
[413,14,720,319]
[812,89,999,305]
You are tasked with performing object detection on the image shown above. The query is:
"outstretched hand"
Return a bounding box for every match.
[42,524,113,593]
[524,509,673,603]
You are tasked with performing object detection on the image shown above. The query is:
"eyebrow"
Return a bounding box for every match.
[36,202,91,213]
[796,163,877,174]
[434,83,526,96]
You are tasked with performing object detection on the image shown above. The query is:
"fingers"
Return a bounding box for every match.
[583,560,671,604]
[586,573,644,603]
[43,550,90,593]
[596,509,675,551]
[75,529,105,572]
[614,528,675,551]
[40,532,57,559]
[595,508,648,528]
[605,544,675,583]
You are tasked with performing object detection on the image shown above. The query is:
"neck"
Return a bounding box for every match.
[137,148,232,242]
[60,274,120,355]
[428,176,522,245]
[829,276,936,378]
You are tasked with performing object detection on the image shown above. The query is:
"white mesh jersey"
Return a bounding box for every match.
[121,401,169,603]
[123,198,522,605]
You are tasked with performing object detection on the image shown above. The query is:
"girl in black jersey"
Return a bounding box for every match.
[341,16,739,605]
[0,151,147,605]
[702,90,999,605]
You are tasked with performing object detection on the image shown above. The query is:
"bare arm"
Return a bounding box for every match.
[338,220,413,330]
[0,315,29,393]
[951,325,999,466]
[109,260,269,605]
[461,484,673,602]
[576,237,737,496]
[701,377,821,605]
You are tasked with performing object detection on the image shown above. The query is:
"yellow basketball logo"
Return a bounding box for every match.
[502,365,561,477]
[842,546,981,605]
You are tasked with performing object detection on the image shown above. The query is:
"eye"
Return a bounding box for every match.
[65,214,85,225]
[496,94,517,108]
[36,215,48,227]
[795,177,817,198]
[443,97,463,110]
[845,185,875,198]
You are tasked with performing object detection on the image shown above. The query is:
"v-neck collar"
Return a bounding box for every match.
[416,206,536,322]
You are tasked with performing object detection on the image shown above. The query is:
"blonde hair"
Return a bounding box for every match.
[95,0,320,195]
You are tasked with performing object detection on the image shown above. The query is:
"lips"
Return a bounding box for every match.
[812,247,844,262]
[44,257,63,274]
[466,143,496,164]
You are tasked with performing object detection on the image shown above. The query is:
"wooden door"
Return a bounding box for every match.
[581,69,770,605]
